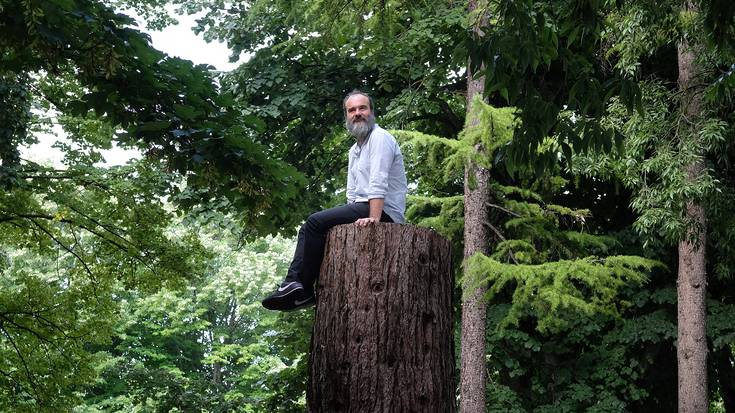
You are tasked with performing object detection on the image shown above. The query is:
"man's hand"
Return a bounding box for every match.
[356,198,385,227]
[355,217,378,227]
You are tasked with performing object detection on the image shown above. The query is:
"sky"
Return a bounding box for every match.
[20,10,237,168]
[146,12,241,72]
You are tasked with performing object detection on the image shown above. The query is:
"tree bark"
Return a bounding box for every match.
[677,2,708,411]
[460,1,490,411]
[308,223,455,413]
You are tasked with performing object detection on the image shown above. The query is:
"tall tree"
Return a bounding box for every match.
[397,99,676,411]
[676,1,707,410]
[460,1,490,411]
[469,1,735,409]
[598,2,735,408]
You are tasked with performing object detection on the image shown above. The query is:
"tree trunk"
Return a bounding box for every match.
[677,2,708,411]
[460,1,490,411]
[677,189,707,413]
[308,223,455,413]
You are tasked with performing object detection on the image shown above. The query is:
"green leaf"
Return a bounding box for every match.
[137,120,171,132]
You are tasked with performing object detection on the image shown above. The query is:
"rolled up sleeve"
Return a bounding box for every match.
[367,134,393,199]
[346,149,356,202]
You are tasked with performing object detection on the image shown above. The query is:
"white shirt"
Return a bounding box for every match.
[346,125,407,223]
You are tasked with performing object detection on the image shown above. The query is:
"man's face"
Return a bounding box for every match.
[344,94,372,124]
[344,94,375,142]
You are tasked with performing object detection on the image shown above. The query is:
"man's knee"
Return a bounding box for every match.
[305,211,324,232]
[305,205,354,233]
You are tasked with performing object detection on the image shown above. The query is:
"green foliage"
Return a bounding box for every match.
[708,300,735,350]
[392,130,464,189]
[77,227,312,412]
[0,71,32,188]
[456,99,517,173]
[466,253,660,334]
[394,101,516,253]
[393,94,675,410]
[0,157,211,410]
[2,1,734,411]
[1,0,306,235]
[574,81,730,247]
[465,0,638,171]
[463,0,735,172]
[570,5,735,407]
[482,270,680,412]
[405,195,464,247]
[0,251,110,411]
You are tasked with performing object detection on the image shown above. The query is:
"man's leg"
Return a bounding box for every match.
[263,202,392,311]
[297,202,381,290]
[283,226,306,284]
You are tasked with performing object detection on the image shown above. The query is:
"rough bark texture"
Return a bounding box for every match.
[676,192,707,413]
[460,162,490,413]
[677,3,708,411]
[460,2,490,410]
[308,223,455,413]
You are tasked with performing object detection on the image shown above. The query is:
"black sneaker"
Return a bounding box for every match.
[261,281,315,311]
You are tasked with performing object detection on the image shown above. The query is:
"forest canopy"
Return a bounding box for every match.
[1,0,735,411]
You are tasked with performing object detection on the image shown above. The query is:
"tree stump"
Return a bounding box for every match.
[308,223,455,413]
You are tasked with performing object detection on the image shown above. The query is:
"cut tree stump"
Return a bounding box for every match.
[308,223,455,413]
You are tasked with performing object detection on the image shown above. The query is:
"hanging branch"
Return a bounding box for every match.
[486,201,521,217]
[0,323,42,404]
[27,218,99,294]
[483,220,519,265]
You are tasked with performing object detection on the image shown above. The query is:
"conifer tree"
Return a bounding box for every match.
[675,2,707,410]
[460,1,490,410]
[395,98,668,411]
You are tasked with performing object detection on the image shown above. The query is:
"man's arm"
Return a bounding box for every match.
[355,197,384,227]
[346,149,356,203]
[356,131,394,227]
[368,198,384,220]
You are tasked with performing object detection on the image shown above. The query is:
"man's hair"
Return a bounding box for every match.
[342,90,374,116]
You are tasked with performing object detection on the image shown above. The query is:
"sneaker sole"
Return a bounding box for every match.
[283,297,316,312]
[263,294,315,311]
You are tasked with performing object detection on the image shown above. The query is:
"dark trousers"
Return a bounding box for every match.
[284,202,393,291]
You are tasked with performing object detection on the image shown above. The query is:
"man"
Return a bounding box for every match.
[261,90,407,311]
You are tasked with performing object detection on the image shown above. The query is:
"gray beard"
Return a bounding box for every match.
[345,114,375,145]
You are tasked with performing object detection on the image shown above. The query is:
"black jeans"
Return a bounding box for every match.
[284,202,393,291]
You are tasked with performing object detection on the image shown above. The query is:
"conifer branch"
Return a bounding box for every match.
[483,220,519,264]
[486,202,521,217]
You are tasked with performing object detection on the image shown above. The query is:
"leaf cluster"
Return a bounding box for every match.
[78,224,312,412]
[2,0,307,235]
[0,158,213,409]
[574,81,730,248]
[464,0,638,171]
[481,266,679,412]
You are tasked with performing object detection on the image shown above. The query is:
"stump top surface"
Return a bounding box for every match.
[329,223,449,246]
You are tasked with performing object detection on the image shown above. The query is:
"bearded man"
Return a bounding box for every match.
[262,90,407,311]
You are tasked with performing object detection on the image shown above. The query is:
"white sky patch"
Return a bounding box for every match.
[22,134,143,169]
[22,119,66,168]
[148,11,243,72]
